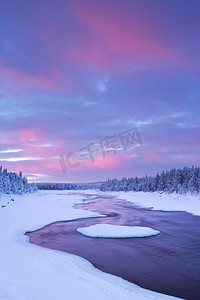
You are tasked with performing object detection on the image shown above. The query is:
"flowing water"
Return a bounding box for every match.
[26,193,200,299]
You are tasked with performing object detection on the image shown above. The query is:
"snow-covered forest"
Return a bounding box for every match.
[101,166,200,194]
[0,166,37,194]
[37,183,82,190]
[36,182,102,190]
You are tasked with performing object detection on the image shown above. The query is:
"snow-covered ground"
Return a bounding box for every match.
[98,190,200,216]
[0,190,179,300]
[77,224,160,238]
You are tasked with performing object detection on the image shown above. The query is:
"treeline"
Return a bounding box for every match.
[0,166,37,194]
[37,183,89,190]
[101,166,200,194]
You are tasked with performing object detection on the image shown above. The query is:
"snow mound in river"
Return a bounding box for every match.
[77,223,160,238]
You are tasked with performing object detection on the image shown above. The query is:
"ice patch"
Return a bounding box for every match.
[77,223,160,238]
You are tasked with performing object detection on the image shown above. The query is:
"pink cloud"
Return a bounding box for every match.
[0,127,68,162]
[0,65,69,91]
[79,153,131,170]
[70,1,185,69]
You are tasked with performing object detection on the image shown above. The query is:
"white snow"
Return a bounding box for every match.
[77,224,160,238]
[0,190,179,300]
[98,191,200,216]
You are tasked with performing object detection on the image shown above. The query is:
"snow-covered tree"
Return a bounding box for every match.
[0,166,37,195]
[100,166,200,194]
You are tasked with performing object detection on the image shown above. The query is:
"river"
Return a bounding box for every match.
[26,193,200,299]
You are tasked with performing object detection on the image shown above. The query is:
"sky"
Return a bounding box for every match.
[0,0,200,183]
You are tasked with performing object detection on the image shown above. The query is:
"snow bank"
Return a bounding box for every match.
[98,190,200,216]
[0,190,179,300]
[77,224,160,238]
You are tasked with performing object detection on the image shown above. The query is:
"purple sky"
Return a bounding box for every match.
[0,0,200,183]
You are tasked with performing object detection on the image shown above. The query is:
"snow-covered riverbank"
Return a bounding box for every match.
[99,190,200,216]
[0,190,180,300]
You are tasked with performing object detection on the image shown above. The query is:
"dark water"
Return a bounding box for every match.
[26,194,200,300]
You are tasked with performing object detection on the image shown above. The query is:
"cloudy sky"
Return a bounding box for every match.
[0,0,199,183]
